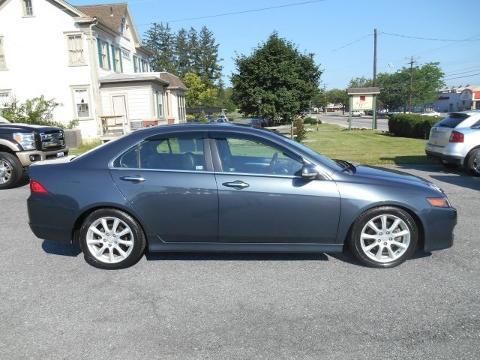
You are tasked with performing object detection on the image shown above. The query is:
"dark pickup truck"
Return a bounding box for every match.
[0,116,68,189]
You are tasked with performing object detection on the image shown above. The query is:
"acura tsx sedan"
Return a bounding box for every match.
[27,124,457,269]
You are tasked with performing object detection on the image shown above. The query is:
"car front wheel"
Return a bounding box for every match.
[0,152,24,190]
[349,207,418,268]
[79,209,146,269]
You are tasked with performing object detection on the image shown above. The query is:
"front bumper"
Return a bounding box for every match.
[422,206,457,252]
[17,148,69,167]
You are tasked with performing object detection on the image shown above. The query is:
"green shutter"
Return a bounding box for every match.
[111,45,116,71]
[106,41,111,70]
[119,48,123,73]
[96,38,103,68]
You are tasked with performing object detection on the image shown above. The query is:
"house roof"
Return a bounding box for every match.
[100,73,169,86]
[76,3,128,34]
[159,72,188,90]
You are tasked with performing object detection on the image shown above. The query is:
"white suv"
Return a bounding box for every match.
[426,111,480,176]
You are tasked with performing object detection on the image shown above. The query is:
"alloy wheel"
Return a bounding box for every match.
[359,214,411,264]
[86,216,135,264]
[0,160,12,185]
[473,152,480,175]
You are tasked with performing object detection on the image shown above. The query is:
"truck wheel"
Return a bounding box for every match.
[0,152,24,189]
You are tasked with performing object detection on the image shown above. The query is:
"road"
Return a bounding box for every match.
[1,166,479,360]
[313,113,390,132]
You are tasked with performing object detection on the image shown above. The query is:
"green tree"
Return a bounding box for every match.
[174,28,190,77]
[326,89,349,112]
[348,76,373,88]
[2,96,63,127]
[197,26,223,86]
[144,22,176,73]
[231,33,321,123]
[183,72,218,107]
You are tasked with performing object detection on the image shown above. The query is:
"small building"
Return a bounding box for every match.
[0,0,187,139]
[434,86,480,113]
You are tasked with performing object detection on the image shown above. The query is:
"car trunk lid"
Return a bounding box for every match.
[428,113,470,147]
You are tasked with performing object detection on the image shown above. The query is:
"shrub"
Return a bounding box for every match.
[2,96,64,128]
[303,116,320,125]
[388,113,440,139]
[293,118,306,142]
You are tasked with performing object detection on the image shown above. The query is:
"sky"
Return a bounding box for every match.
[73,0,480,89]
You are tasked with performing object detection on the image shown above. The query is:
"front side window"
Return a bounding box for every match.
[23,0,33,16]
[115,136,206,171]
[67,34,84,65]
[73,88,90,118]
[216,136,303,176]
[0,37,6,70]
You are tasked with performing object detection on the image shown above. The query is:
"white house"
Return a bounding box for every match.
[0,0,187,139]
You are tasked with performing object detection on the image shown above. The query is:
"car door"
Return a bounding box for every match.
[210,132,341,244]
[110,131,218,244]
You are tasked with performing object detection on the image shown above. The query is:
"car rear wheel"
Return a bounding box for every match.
[465,148,480,177]
[0,152,24,190]
[349,207,418,268]
[79,209,146,269]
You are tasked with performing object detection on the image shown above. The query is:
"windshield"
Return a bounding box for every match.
[436,113,469,128]
[281,136,343,171]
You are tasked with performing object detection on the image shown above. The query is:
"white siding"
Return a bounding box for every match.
[100,84,154,122]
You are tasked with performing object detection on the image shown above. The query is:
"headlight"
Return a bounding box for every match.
[13,132,36,151]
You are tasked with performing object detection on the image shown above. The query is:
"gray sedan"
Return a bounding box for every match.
[27,124,457,269]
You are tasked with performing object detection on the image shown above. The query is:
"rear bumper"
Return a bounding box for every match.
[422,207,457,252]
[425,149,463,165]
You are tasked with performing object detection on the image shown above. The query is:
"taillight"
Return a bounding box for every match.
[30,180,48,194]
[449,131,464,143]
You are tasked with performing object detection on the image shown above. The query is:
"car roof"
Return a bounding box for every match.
[134,122,272,137]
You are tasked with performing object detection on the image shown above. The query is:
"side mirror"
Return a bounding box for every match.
[301,164,318,180]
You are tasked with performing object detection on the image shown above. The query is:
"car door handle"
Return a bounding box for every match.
[120,176,146,183]
[222,180,249,189]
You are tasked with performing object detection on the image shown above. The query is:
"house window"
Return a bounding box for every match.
[120,17,126,34]
[133,55,139,72]
[155,91,164,118]
[0,91,11,109]
[73,88,90,118]
[0,37,6,70]
[111,45,122,72]
[67,34,84,65]
[121,48,130,60]
[97,39,110,70]
[22,0,33,16]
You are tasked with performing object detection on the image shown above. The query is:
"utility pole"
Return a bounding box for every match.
[408,56,416,113]
[373,28,377,86]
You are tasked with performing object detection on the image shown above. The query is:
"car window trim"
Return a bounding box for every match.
[208,130,331,180]
[109,130,214,172]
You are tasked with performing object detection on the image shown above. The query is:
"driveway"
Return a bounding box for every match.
[0,166,479,360]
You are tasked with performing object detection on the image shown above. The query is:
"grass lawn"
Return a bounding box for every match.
[304,124,433,165]
[69,140,103,156]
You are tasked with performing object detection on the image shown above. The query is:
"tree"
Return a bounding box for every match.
[183,72,218,108]
[174,28,190,77]
[326,89,348,112]
[2,96,62,127]
[144,22,176,73]
[348,76,373,88]
[231,33,321,123]
[197,26,223,86]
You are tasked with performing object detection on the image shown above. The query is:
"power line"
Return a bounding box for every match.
[331,34,372,52]
[444,67,480,77]
[444,72,480,81]
[381,31,480,42]
[137,0,326,26]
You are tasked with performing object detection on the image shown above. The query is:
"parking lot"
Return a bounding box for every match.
[0,165,479,360]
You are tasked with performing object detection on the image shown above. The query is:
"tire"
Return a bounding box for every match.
[440,160,459,169]
[349,206,418,268]
[0,152,24,190]
[464,148,480,177]
[79,209,146,269]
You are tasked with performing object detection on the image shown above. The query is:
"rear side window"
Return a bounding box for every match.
[114,135,206,171]
[436,113,469,128]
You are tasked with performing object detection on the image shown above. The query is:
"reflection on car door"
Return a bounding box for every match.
[110,132,218,245]
[211,133,341,244]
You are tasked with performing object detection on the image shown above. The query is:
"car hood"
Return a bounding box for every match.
[351,165,436,189]
[0,123,63,132]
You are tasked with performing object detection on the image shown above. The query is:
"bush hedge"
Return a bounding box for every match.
[303,116,321,125]
[388,113,441,139]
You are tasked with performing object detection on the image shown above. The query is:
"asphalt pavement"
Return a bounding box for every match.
[0,165,479,360]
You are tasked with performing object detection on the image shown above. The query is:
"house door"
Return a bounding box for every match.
[112,95,128,131]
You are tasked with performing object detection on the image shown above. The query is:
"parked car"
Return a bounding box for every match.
[28,124,456,269]
[425,111,480,175]
[351,111,364,117]
[0,115,68,189]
